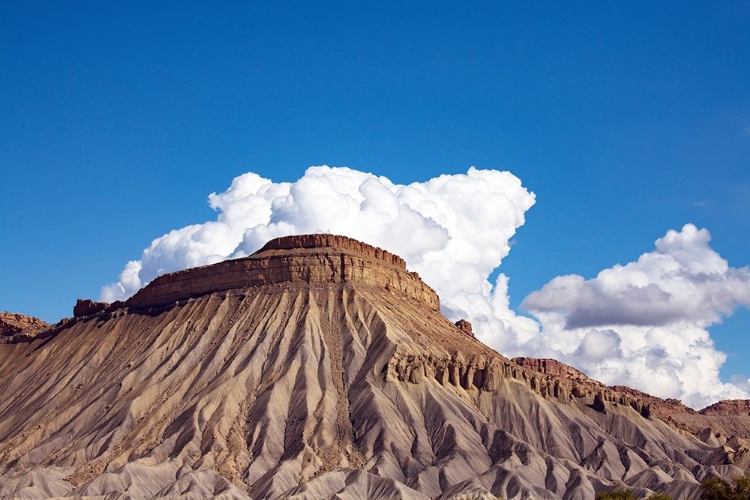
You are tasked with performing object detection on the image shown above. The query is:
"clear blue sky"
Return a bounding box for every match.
[2,2,748,380]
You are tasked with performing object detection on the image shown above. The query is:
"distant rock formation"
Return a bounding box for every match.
[516,357,750,442]
[610,384,695,419]
[0,312,49,339]
[513,357,593,383]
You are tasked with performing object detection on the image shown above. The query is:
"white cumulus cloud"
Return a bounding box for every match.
[519,224,750,408]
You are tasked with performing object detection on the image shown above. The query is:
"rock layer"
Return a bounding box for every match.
[125,234,439,312]
[513,357,593,383]
[259,234,407,269]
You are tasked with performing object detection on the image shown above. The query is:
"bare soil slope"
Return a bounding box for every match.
[0,235,747,499]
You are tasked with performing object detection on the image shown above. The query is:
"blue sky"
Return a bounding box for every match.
[2,2,749,398]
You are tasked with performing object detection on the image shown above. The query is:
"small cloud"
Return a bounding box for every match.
[694,200,708,208]
[730,374,750,392]
[743,126,750,137]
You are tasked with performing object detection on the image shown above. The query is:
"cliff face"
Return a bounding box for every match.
[259,233,407,269]
[123,234,439,312]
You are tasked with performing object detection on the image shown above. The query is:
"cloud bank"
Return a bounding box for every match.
[102,166,750,408]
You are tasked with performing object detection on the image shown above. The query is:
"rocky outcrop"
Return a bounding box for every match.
[515,357,750,447]
[125,234,439,312]
[455,319,473,337]
[259,234,407,269]
[592,392,607,413]
[513,357,687,418]
[701,400,750,416]
[389,352,658,418]
[513,357,594,383]
[0,312,49,338]
[609,385,695,419]
[387,350,579,403]
[73,299,110,318]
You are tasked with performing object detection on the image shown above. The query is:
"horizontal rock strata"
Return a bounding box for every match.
[124,234,439,312]
[259,233,407,269]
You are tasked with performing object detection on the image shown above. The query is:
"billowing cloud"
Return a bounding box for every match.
[101,167,750,409]
[519,224,750,408]
[524,226,750,330]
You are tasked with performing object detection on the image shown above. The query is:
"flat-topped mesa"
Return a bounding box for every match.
[124,234,439,311]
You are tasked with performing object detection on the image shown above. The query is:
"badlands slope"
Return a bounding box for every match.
[1,234,749,499]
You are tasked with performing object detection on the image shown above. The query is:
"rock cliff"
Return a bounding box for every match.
[123,234,439,312]
[259,233,407,269]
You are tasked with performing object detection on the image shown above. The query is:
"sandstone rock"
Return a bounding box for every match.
[73,299,110,318]
[259,233,406,269]
[610,384,695,419]
[0,312,49,337]
[592,392,607,413]
[455,319,473,336]
[517,357,750,448]
[126,234,440,312]
[701,399,750,416]
[513,356,594,383]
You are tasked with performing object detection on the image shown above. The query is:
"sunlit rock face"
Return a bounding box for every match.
[0,312,49,341]
[123,233,439,313]
[1,235,749,500]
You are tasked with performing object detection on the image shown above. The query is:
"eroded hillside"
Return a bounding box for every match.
[1,235,748,499]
